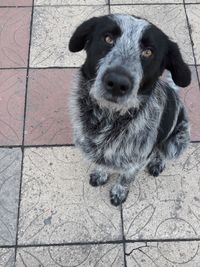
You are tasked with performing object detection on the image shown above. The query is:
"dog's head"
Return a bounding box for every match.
[69,14,191,110]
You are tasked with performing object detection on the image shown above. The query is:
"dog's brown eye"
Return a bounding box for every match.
[141,48,153,58]
[104,34,114,45]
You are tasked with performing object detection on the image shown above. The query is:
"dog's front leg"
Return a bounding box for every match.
[89,167,109,187]
[110,169,138,206]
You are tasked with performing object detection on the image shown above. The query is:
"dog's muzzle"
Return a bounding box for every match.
[102,67,133,100]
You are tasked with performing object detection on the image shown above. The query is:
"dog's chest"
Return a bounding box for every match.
[77,103,155,169]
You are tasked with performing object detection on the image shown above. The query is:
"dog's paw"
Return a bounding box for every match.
[110,184,129,206]
[89,171,108,187]
[147,162,165,177]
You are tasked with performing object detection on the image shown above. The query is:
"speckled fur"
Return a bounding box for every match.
[69,14,190,206]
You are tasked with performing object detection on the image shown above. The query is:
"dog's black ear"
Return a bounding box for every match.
[166,40,191,87]
[69,17,99,52]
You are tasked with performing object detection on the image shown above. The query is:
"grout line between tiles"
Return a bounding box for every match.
[126,237,200,243]
[30,66,78,69]
[14,0,35,263]
[27,144,74,149]
[120,206,127,267]
[16,240,124,249]
[28,4,107,8]
[0,2,200,9]
[0,67,27,70]
[0,65,197,71]
[0,141,199,150]
[0,66,78,70]
[183,0,200,91]
[108,0,111,13]
[0,6,33,8]
[109,2,200,6]
[2,237,200,250]
[1,2,200,9]
[0,145,22,149]
[0,4,107,8]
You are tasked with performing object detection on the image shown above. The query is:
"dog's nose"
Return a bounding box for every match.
[103,68,132,97]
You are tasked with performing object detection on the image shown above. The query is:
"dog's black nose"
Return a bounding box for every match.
[103,68,132,97]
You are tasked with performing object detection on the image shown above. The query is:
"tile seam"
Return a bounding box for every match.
[14,0,35,263]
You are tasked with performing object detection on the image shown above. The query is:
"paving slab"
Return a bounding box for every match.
[0,70,26,145]
[24,69,75,145]
[122,143,200,240]
[0,148,22,246]
[185,0,200,3]
[0,248,15,267]
[30,5,109,67]
[34,0,108,5]
[186,4,200,64]
[16,244,124,266]
[18,147,122,245]
[0,0,32,6]
[111,4,194,64]
[126,241,200,266]
[0,7,31,68]
[111,0,182,3]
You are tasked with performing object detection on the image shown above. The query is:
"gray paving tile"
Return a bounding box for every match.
[122,143,200,240]
[0,148,22,246]
[111,0,182,3]
[30,6,108,67]
[186,4,200,64]
[126,241,200,266]
[35,0,108,5]
[0,248,15,267]
[16,244,124,266]
[185,0,200,3]
[18,147,122,245]
[111,4,194,64]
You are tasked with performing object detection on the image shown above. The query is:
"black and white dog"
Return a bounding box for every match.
[69,14,191,206]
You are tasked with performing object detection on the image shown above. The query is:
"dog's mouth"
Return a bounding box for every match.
[90,85,140,113]
[103,95,118,103]
[102,92,126,104]
[90,84,129,104]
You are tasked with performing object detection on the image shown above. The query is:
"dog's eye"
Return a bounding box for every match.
[104,34,114,45]
[141,48,153,58]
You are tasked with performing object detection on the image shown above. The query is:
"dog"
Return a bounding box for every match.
[68,14,191,206]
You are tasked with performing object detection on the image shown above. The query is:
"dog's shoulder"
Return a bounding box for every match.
[156,81,180,144]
